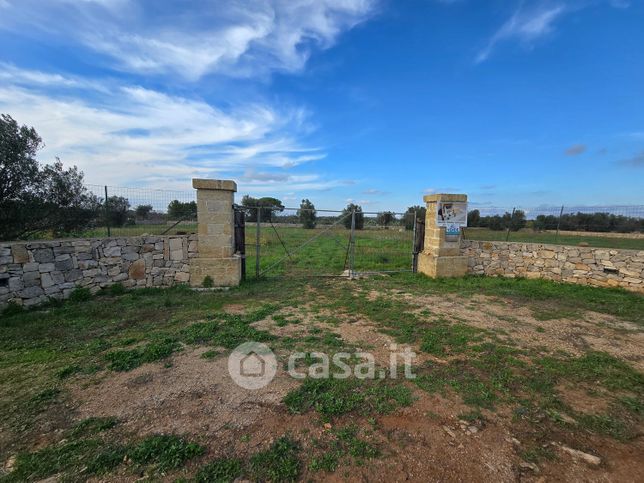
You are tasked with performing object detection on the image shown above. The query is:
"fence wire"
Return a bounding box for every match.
[85,185,197,238]
[240,206,415,278]
[464,204,644,250]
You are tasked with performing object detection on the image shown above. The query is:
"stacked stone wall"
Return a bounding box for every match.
[0,235,197,308]
[461,240,643,293]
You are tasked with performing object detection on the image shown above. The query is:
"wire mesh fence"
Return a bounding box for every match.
[1,184,197,241]
[240,206,416,278]
[464,204,644,250]
[85,185,197,238]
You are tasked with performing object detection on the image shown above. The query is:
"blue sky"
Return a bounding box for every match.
[0,0,642,211]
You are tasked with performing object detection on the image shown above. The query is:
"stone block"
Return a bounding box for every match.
[12,244,29,263]
[418,253,468,278]
[128,259,146,280]
[55,258,74,271]
[39,263,55,273]
[104,246,121,257]
[33,248,54,263]
[190,256,241,287]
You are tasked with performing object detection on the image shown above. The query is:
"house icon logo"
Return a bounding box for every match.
[228,341,277,390]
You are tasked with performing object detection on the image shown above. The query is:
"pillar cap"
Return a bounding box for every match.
[423,193,467,203]
[192,179,237,191]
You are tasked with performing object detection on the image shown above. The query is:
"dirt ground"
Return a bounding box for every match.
[57,288,644,482]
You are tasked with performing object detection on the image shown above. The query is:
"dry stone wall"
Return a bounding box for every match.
[0,235,197,308]
[461,240,643,293]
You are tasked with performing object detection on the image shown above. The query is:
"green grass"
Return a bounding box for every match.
[105,337,181,371]
[128,434,204,472]
[464,227,644,250]
[195,458,243,483]
[245,224,413,277]
[3,440,127,482]
[284,377,413,419]
[248,436,301,482]
[0,272,641,479]
[70,416,118,437]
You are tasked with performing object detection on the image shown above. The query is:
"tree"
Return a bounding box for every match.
[0,115,101,240]
[404,205,426,230]
[241,195,283,222]
[167,200,197,219]
[341,203,364,230]
[507,210,527,231]
[376,211,396,228]
[298,199,317,229]
[135,204,153,219]
[467,209,480,227]
[105,196,131,227]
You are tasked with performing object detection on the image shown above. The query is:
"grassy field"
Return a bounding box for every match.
[244,225,414,278]
[464,228,644,250]
[0,275,642,481]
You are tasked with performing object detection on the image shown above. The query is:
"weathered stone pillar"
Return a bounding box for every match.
[189,179,242,287]
[417,193,468,278]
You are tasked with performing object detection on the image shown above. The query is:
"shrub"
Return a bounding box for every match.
[68,288,92,303]
[202,275,214,288]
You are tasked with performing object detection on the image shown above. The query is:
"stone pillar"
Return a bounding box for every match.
[189,179,242,287]
[417,193,468,278]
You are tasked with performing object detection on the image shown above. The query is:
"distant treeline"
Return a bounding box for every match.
[467,209,643,233]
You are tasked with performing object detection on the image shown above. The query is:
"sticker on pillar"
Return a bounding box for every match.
[436,202,468,227]
[445,224,461,236]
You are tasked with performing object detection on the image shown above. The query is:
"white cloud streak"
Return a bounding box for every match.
[476,3,566,63]
[0,65,338,190]
[0,0,377,81]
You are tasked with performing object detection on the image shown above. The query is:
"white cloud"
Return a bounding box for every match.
[476,3,565,63]
[476,1,630,64]
[0,0,377,81]
[0,66,342,190]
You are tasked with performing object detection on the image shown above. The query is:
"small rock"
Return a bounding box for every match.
[519,462,540,473]
[505,436,521,446]
[442,426,456,438]
[467,426,478,434]
[559,445,601,466]
[559,413,577,425]
[323,423,332,430]
[4,455,16,472]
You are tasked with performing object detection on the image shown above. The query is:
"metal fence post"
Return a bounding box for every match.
[555,205,564,243]
[104,185,111,237]
[505,207,515,242]
[349,209,356,278]
[411,210,417,271]
[255,207,261,278]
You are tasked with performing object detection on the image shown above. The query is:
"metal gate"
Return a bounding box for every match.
[234,205,423,279]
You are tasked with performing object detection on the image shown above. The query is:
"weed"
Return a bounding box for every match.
[309,453,339,472]
[129,434,204,472]
[68,287,93,303]
[201,349,219,359]
[195,458,243,483]
[5,440,125,482]
[284,378,412,418]
[576,413,632,441]
[182,311,276,349]
[27,388,60,412]
[1,301,24,317]
[249,436,301,482]
[420,321,484,356]
[202,275,214,288]
[521,445,555,463]
[105,337,180,371]
[107,283,126,296]
[71,416,118,437]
